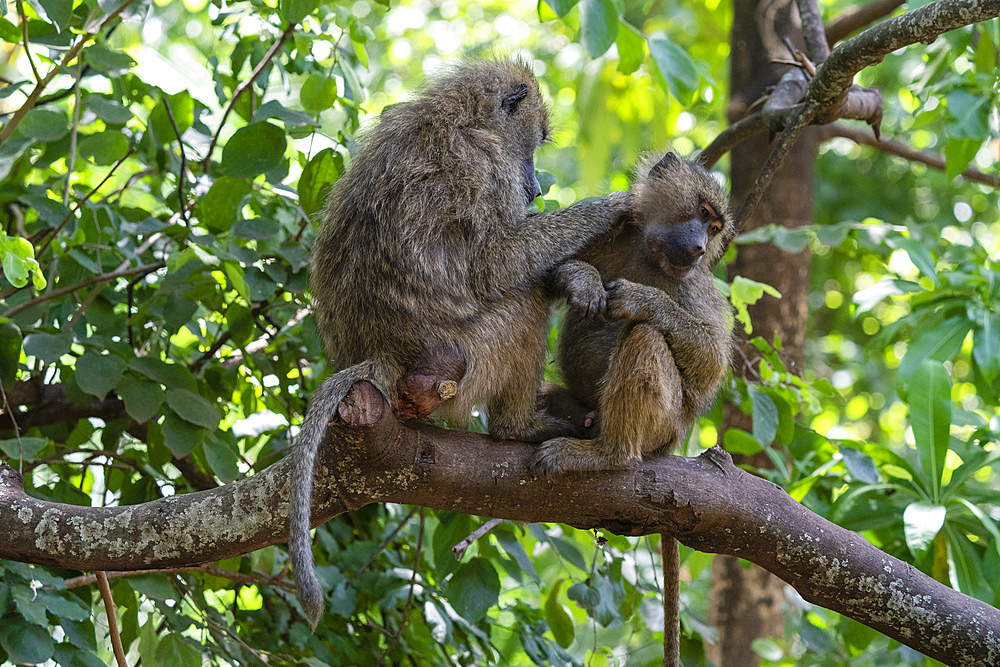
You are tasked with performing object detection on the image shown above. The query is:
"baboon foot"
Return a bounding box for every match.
[338,380,384,426]
[494,414,581,444]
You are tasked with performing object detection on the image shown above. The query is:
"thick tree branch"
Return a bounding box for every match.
[2,420,998,665]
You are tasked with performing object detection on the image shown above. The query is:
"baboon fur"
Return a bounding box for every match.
[291,58,631,627]
[531,152,735,476]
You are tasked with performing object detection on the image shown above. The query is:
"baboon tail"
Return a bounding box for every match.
[289,360,387,630]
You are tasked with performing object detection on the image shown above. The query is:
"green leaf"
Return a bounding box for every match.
[972,312,1000,382]
[204,434,239,482]
[78,131,130,166]
[161,410,207,457]
[946,89,991,139]
[550,536,588,572]
[447,557,500,623]
[840,447,879,484]
[616,24,644,75]
[199,176,252,233]
[902,502,946,558]
[494,529,540,584]
[0,320,21,387]
[252,99,314,127]
[0,617,55,665]
[164,388,221,430]
[898,316,972,381]
[748,384,778,446]
[150,91,193,141]
[543,0,580,17]
[75,353,126,398]
[83,45,136,76]
[232,217,280,240]
[300,74,338,112]
[280,0,321,24]
[19,108,69,141]
[649,37,699,105]
[544,580,574,649]
[724,427,762,455]
[887,236,938,284]
[579,0,619,58]
[117,375,165,422]
[908,361,951,502]
[128,357,198,391]
[86,95,133,125]
[944,138,980,179]
[37,0,73,32]
[0,436,48,459]
[299,148,343,217]
[729,275,781,334]
[154,633,203,667]
[221,122,287,179]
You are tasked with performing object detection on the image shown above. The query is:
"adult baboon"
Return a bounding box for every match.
[291,59,630,627]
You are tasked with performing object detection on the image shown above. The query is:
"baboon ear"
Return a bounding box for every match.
[501,83,530,115]
[649,152,681,178]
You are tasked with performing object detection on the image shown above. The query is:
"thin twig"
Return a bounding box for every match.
[699,113,768,168]
[15,0,40,84]
[201,23,297,171]
[58,565,295,592]
[378,509,425,666]
[65,61,84,207]
[0,0,138,148]
[37,147,137,258]
[162,97,189,223]
[0,378,24,473]
[351,507,420,579]
[3,260,165,318]
[95,571,128,667]
[452,517,504,560]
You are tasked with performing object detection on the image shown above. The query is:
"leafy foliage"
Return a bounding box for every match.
[0,0,997,665]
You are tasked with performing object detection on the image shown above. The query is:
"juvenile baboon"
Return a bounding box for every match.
[530,151,736,476]
[291,59,630,627]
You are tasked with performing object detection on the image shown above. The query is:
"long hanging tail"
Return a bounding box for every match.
[289,360,385,629]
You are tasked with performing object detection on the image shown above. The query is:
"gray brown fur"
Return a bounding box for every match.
[531,152,735,476]
[292,59,630,627]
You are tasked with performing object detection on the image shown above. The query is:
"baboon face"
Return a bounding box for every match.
[635,152,732,280]
[488,67,549,205]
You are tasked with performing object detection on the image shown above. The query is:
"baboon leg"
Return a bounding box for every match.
[530,323,681,476]
[487,357,579,443]
[599,323,682,458]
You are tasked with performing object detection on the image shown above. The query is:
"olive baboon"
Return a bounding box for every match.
[531,151,736,664]
[530,151,735,475]
[291,59,631,627]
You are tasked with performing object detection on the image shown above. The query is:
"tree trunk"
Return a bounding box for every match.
[708,0,818,663]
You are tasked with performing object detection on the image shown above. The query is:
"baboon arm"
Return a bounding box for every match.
[470,195,630,297]
[605,280,729,390]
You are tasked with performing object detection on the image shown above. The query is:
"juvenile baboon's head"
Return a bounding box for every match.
[633,152,734,281]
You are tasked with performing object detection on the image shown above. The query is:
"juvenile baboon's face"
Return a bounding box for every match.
[635,152,733,280]
[644,198,726,280]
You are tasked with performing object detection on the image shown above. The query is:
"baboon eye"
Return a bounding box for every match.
[699,203,716,220]
[709,220,723,236]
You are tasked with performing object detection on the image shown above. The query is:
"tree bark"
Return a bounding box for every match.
[711,0,818,663]
[2,420,999,666]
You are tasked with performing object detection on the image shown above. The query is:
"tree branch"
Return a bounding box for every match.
[2,420,998,665]
[817,123,1000,187]
[825,0,906,46]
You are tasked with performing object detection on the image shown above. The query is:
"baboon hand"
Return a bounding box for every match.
[565,276,607,319]
[604,278,658,322]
